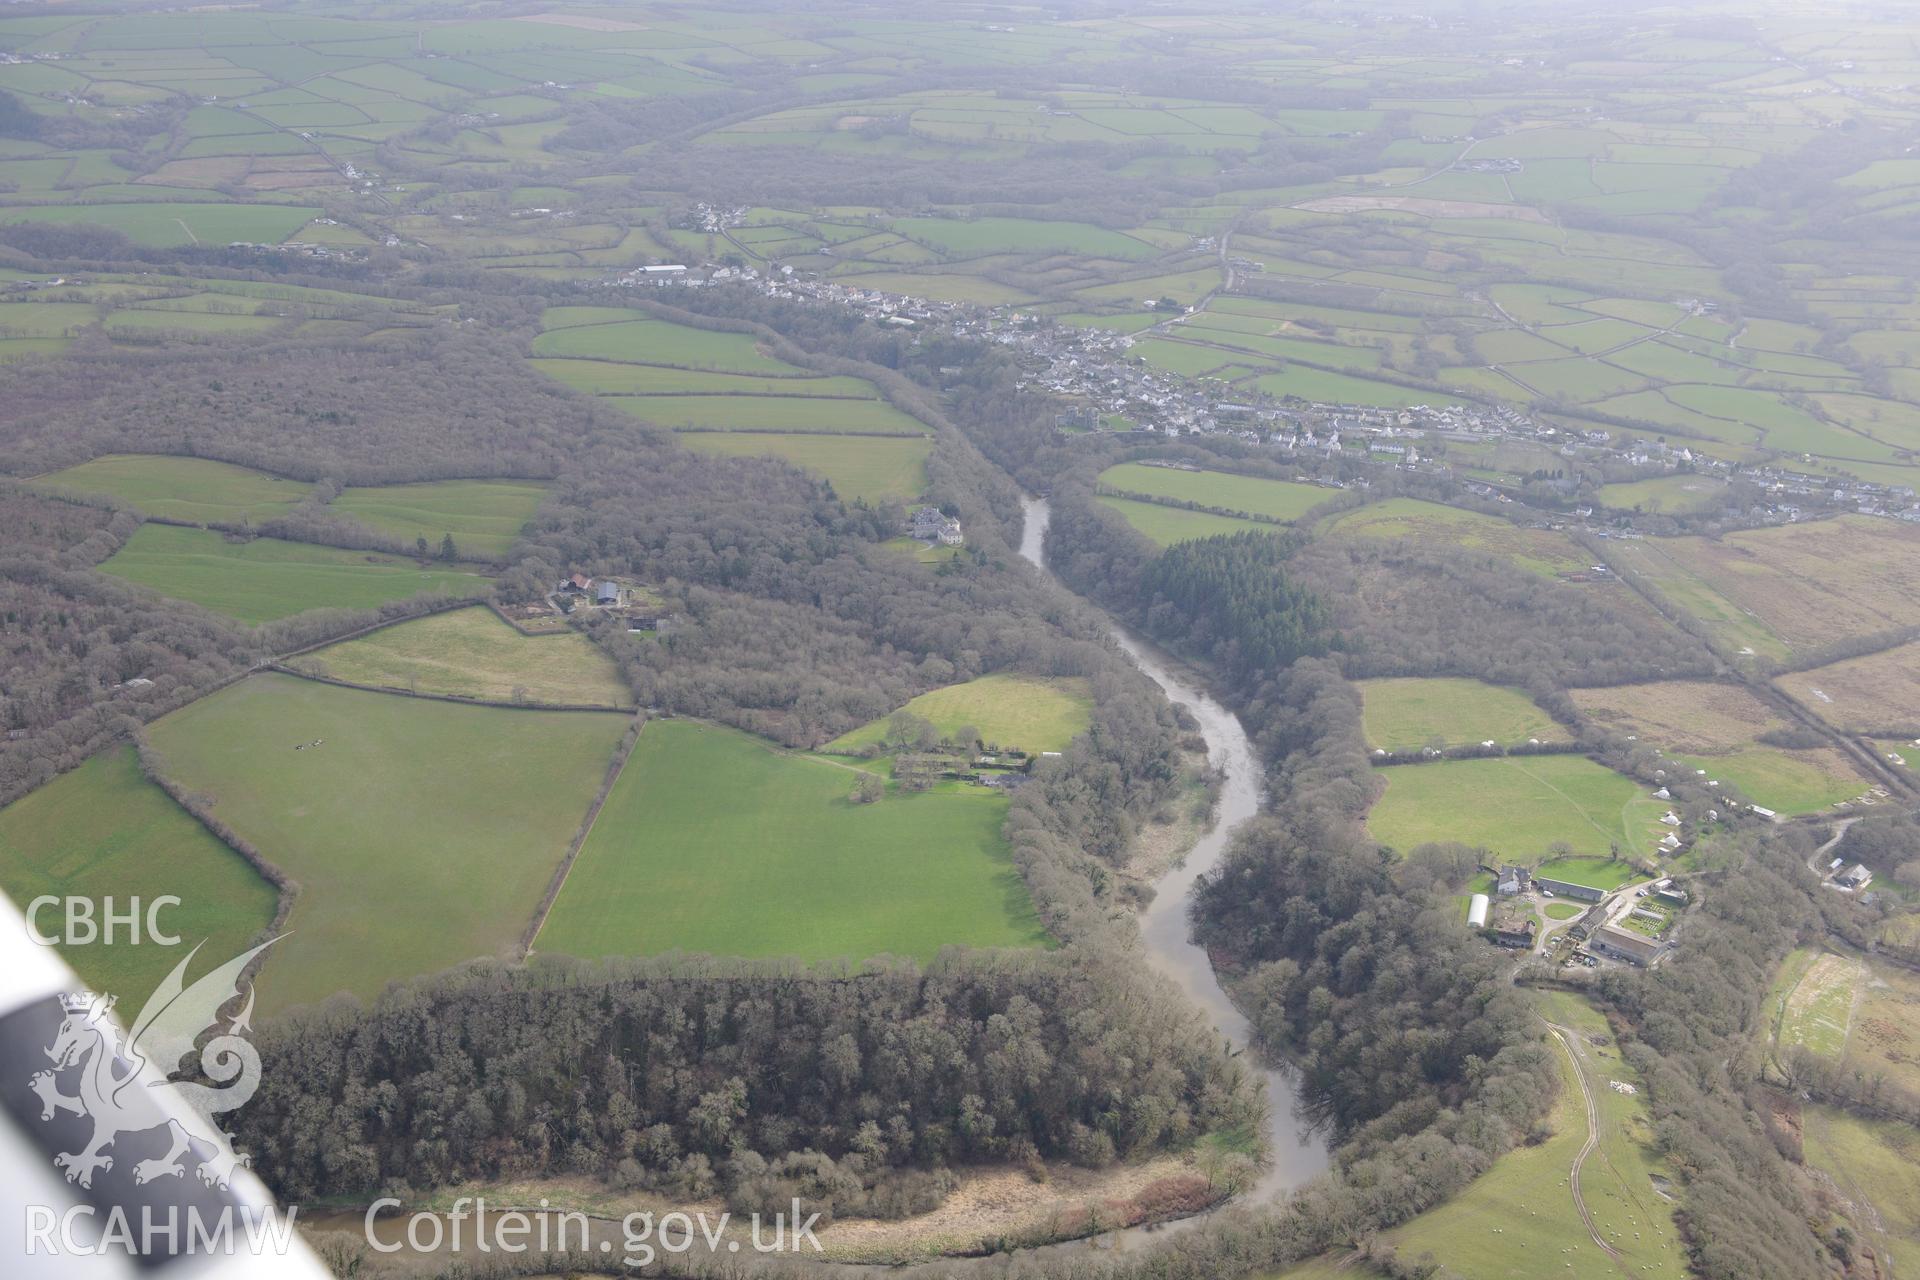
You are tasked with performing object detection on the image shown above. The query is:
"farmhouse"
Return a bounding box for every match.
[1589,923,1668,966]
[1496,865,1530,896]
[906,504,964,546]
[1535,876,1607,903]
[1836,863,1874,890]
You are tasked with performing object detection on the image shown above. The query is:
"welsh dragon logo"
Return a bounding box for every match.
[29,938,278,1191]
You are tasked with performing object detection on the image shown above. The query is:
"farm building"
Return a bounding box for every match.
[906,505,964,546]
[1836,863,1874,890]
[1487,910,1536,950]
[595,581,620,606]
[1496,865,1529,896]
[1535,876,1607,903]
[1590,924,1668,966]
[1466,893,1490,928]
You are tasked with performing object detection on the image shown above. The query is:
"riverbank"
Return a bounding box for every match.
[304,1153,1224,1271]
[1019,495,1329,1199]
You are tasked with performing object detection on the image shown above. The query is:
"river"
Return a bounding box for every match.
[306,497,1325,1271]
[1017,496,1327,1198]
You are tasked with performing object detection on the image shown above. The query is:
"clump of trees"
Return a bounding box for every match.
[0,491,259,805]
[237,950,1266,1216]
[1137,530,1335,685]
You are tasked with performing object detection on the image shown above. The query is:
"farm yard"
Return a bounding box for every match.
[536,719,1047,964]
[98,524,489,624]
[0,746,279,1000]
[144,674,630,1013]
[296,606,633,708]
[1358,677,1564,752]
[1570,680,1872,816]
[822,673,1093,755]
[1368,754,1664,862]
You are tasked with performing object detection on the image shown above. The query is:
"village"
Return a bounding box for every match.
[602,255,1920,534]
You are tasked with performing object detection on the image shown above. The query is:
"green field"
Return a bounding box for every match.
[1597,475,1730,515]
[1670,748,1866,816]
[146,675,629,1012]
[1606,539,1789,663]
[297,606,632,707]
[1803,1108,1920,1272]
[1096,494,1274,546]
[100,524,489,625]
[1357,677,1564,751]
[1248,367,1465,408]
[1773,950,1866,1059]
[537,720,1047,963]
[679,432,929,503]
[530,361,874,398]
[891,216,1158,260]
[621,395,926,434]
[1534,854,1646,892]
[0,746,279,1000]
[0,202,318,248]
[331,479,549,561]
[1322,498,1587,576]
[1570,681,1870,816]
[1368,755,1663,860]
[531,317,795,373]
[1384,990,1685,1279]
[823,674,1093,754]
[38,455,312,525]
[1096,463,1331,522]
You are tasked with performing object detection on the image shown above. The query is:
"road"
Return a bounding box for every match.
[1808,815,1861,882]
[1545,1021,1626,1266]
